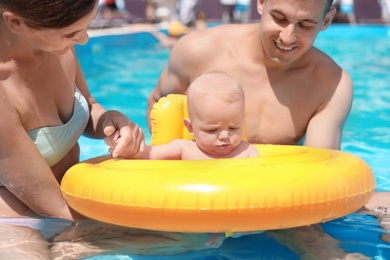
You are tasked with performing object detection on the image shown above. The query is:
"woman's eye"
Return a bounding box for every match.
[66,33,76,39]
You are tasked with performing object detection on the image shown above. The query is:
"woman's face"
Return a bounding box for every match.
[20,0,99,55]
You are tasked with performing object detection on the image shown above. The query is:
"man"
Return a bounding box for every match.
[147,0,375,258]
[148,0,351,151]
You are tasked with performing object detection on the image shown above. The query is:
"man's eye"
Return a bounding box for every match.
[272,15,287,23]
[299,21,315,29]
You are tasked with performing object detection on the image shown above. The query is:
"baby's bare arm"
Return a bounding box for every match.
[120,140,185,160]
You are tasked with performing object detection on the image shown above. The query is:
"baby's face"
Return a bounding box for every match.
[191,100,245,157]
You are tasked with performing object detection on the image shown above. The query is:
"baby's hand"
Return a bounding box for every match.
[104,130,146,159]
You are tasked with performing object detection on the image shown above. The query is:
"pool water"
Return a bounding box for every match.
[74,25,390,259]
[314,25,390,191]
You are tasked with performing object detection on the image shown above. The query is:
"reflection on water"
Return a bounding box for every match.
[1,25,390,259]
[49,220,212,260]
[0,220,213,260]
[0,224,51,259]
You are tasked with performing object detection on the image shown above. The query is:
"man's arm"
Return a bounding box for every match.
[146,30,209,131]
[304,70,353,150]
[146,67,186,131]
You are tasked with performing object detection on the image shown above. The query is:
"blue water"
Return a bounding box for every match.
[314,25,390,191]
[73,25,390,259]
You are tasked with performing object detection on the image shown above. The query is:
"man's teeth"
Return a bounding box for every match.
[277,43,293,50]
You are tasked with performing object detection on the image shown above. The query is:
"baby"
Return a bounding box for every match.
[138,72,258,160]
[109,72,259,247]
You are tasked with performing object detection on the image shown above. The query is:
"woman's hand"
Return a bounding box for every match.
[102,110,145,159]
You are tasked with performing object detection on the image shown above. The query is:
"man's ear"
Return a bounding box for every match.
[321,6,337,31]
[184,118,194,136]
[2,11,24,33]
[257,0,266,16]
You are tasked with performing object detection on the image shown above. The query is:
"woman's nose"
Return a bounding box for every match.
[73,29,89,45]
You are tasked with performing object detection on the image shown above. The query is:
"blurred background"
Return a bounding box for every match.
[90,0,390,29]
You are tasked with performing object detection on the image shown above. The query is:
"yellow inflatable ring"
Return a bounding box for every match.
[61,94,375,232]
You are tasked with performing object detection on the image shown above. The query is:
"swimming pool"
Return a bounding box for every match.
[72,24,390,259]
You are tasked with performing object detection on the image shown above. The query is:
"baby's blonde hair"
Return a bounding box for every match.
[187,72,244,117]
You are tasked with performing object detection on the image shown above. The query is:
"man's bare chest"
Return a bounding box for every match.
[242,84,316,145]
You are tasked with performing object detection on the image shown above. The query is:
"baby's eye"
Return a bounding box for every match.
[229,128,241,133]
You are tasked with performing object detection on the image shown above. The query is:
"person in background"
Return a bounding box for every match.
[101,0,121,19]
[146,0,375,258]
[332,0,356,23]
[145,0,159,23]
[220,0,237,23]
[146,20,189,48]
[178,0,199,27]
[380,0,390,23]
[234,0,251,23]
[0,0,144,221]
[194,10,208,30]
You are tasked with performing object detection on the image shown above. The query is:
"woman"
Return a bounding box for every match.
[0,0,144,221]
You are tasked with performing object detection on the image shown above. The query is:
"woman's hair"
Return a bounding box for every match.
[0,0,96,29]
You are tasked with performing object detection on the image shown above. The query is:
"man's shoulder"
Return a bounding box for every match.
[303,47,344,77]
[310,47,340,68]
[303,47,351,98]
[182,23,254,44]
[175,23,254,58]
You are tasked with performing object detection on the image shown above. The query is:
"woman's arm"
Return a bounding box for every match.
[0,96,83,220]
[72,49,145,158]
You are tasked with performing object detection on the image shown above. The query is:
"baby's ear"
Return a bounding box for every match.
[184,118,194,136]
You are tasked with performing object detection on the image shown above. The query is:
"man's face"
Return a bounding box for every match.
[257,0,334,65]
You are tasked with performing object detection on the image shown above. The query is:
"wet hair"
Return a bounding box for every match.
[324,0,334,15]
[0,0,96,29]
